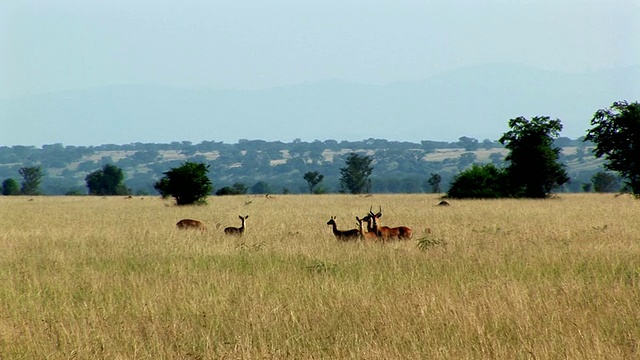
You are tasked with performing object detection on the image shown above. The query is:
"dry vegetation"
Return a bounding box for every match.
[1,194,639,359]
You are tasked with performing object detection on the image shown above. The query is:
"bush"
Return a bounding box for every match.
[154,162,212,205]
[447,164,509,199]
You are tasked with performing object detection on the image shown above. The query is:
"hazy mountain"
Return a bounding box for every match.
[2,63,638,146]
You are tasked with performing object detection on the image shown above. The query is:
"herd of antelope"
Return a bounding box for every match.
[176,206,414,242]
[328,206,413,242]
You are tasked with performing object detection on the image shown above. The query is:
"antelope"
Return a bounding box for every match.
[326,216,360,241]
[224,215,249,235]
[356,216,378,241]
[176,219,206,230]
[368,206,413,240]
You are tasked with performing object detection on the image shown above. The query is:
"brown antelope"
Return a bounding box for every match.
[224,215,248,235]
[326,216,360,241]
[176,219,206,230]
[369,206,413,240]
[356,216,378,241]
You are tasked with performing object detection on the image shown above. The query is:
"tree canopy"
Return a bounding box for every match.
[19,166,43,195]
[499,116,569,198]
[339,153,374,194]
[85,164,130,195]
[303,171,324,194]
[154,161,212,205]
[585,100,640,197]
[447,164,509,199]
[1,178,20,195]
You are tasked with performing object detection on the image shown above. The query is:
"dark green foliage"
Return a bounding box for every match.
[585,100,640,197]
[154,178,171,198]
[65,189,85,196]
[591,171,620,193]
[303,171,324,194]
[85,164,130,195]
[1,178,20,195]
[154,161,212,205]
[447,164,509,199]
[458,136,479,151]
[19,166,43,195]
[499,116,569,198]
[216,182,248,196]
[251,181,271,194]
[427,173,441,193]
[339,153,374,194]
[215,187,237,196]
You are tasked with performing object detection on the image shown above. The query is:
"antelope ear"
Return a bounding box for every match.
[245,215,249,219]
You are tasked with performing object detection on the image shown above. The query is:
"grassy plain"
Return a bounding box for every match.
[0,193,639,359]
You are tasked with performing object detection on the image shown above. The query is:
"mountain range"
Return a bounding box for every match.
[2,63,638,147]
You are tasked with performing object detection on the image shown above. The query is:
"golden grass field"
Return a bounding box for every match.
[1,193,639,359]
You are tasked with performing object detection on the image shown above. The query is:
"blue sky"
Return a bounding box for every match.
[1,1,638,146]
[2,0,637,97]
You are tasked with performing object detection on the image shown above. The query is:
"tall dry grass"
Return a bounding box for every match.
[0,193,639,359]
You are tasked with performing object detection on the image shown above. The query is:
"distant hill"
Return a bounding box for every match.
[1,63,638,147]
[0,138,606,195]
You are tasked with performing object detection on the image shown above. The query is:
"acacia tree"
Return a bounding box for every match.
[339,153,374,194]
[499,116,569,198]
[85,164,130,195]
[303,171,324,194]
[585,100,640,197]
[154,161,212,205]
[19,166,43,195]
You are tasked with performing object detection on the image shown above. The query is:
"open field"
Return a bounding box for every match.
[1,194,639,359]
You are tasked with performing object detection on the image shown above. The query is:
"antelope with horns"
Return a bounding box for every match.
[224,215,249,235]
[368,206,413,240]
[326,216,360,241]
[176,219,206,231]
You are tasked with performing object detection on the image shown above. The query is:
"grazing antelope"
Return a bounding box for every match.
[326,216,360,241]
[176,219,206,230]
[224,215,249,235]
[368,206,413,240]
[356,216,379,241]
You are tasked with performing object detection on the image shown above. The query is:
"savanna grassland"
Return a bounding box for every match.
[1,194,639,359]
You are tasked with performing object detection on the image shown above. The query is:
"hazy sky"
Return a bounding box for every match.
[2,0,638,98]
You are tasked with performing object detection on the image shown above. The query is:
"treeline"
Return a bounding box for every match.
[0,135,601,196]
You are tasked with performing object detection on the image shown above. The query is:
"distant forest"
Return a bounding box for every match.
[0,136,605,196]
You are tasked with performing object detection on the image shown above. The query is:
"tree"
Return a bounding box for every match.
[216,182,248,196]
[427,173,442,193]
[585,101,640,197]
[2,178,20,195]
[154,161,212,205]
[447,164,509,199]
[590,171,620,193]
[458,136,479,151]
[251,181,271,194]
[339,153,374,194]
[19,166,43,195]
[499,116,569,198]
[85,164,130,195]
[458,152,477,169]
[303,171,324,194]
